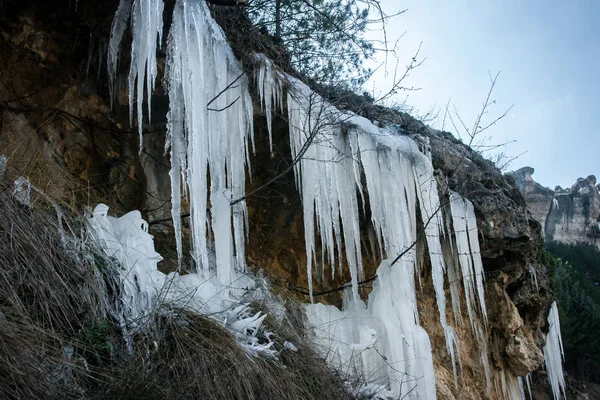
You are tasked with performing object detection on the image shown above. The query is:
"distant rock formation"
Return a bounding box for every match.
[510,167,554,231]
[511,167,600,246]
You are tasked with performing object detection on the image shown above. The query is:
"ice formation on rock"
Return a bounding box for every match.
[164,0,254,284]
[529,265,539,292]
[109,0,254,286]
[476,322,492,394]
[88,204,164,329]
[306,261,436,399]
[12,176,31,207]
[88,204,273,355]
[254,54,284,152]
[498,370,524,400]
[449,191,488,329]
[286,76,365,303]
[285,73,482,393]
[544,301,566,400]
[518,376,526,400]
[107,0,496,393]
[108,0,164,149]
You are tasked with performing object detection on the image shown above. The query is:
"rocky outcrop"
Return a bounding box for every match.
[0,1,554,398]
[511,167,600,246]
[546,175,600,245]
[511,167,554,231]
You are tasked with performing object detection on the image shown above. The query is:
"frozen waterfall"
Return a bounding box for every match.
[106,0,497,397]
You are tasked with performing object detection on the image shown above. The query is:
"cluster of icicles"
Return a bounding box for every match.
[102,0,566,399]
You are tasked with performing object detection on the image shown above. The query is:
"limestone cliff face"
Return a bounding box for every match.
[511,167,600,247]
[510,167,554,231]
[0,2,553,398]
[546,175,600,245]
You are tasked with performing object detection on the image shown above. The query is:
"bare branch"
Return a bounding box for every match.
[206,72,244,110]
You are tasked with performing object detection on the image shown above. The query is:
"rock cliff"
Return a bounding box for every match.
[511,167,600,246]
[510,167,554,231]
[0,1,555,398]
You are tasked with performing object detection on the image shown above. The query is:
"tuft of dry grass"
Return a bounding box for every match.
[0,187,105,336]
[99,307,351,400]
[0,182,106,399]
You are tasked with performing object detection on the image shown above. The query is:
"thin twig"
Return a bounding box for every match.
[206,72,244,109]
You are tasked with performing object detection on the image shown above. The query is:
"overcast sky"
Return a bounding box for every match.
[365,0,599,189]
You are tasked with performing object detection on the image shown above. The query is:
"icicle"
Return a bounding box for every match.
[475,322,492,395]
[129,0,163,149]
[0,154,6,183]
[253,54,283,152]
[525,373,533,400]
[286,77,363,302]
[529,265,539,292]
[449,191,488,330]
[499,369,523,400]
[86,33,95,77]
[465,199,488,323]
[108,0,164,150]
[165,58,186,270]
[165,0,253,285]
[443,233,463,326]
[413,150,462,386]
[518,376,526,400]
[107,0,134,105]
[543,301,566,400]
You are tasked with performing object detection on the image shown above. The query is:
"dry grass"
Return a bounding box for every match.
[0,194,105,335]
[0,178,353,400]
[0,182,106,399]
[97,305,351,400]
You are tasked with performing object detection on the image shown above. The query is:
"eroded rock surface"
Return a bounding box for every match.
[546,174,600,245]
[511,167,600,247]
[511,166,554,230]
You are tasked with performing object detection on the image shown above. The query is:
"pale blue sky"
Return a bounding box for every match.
[366,0,600,188]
